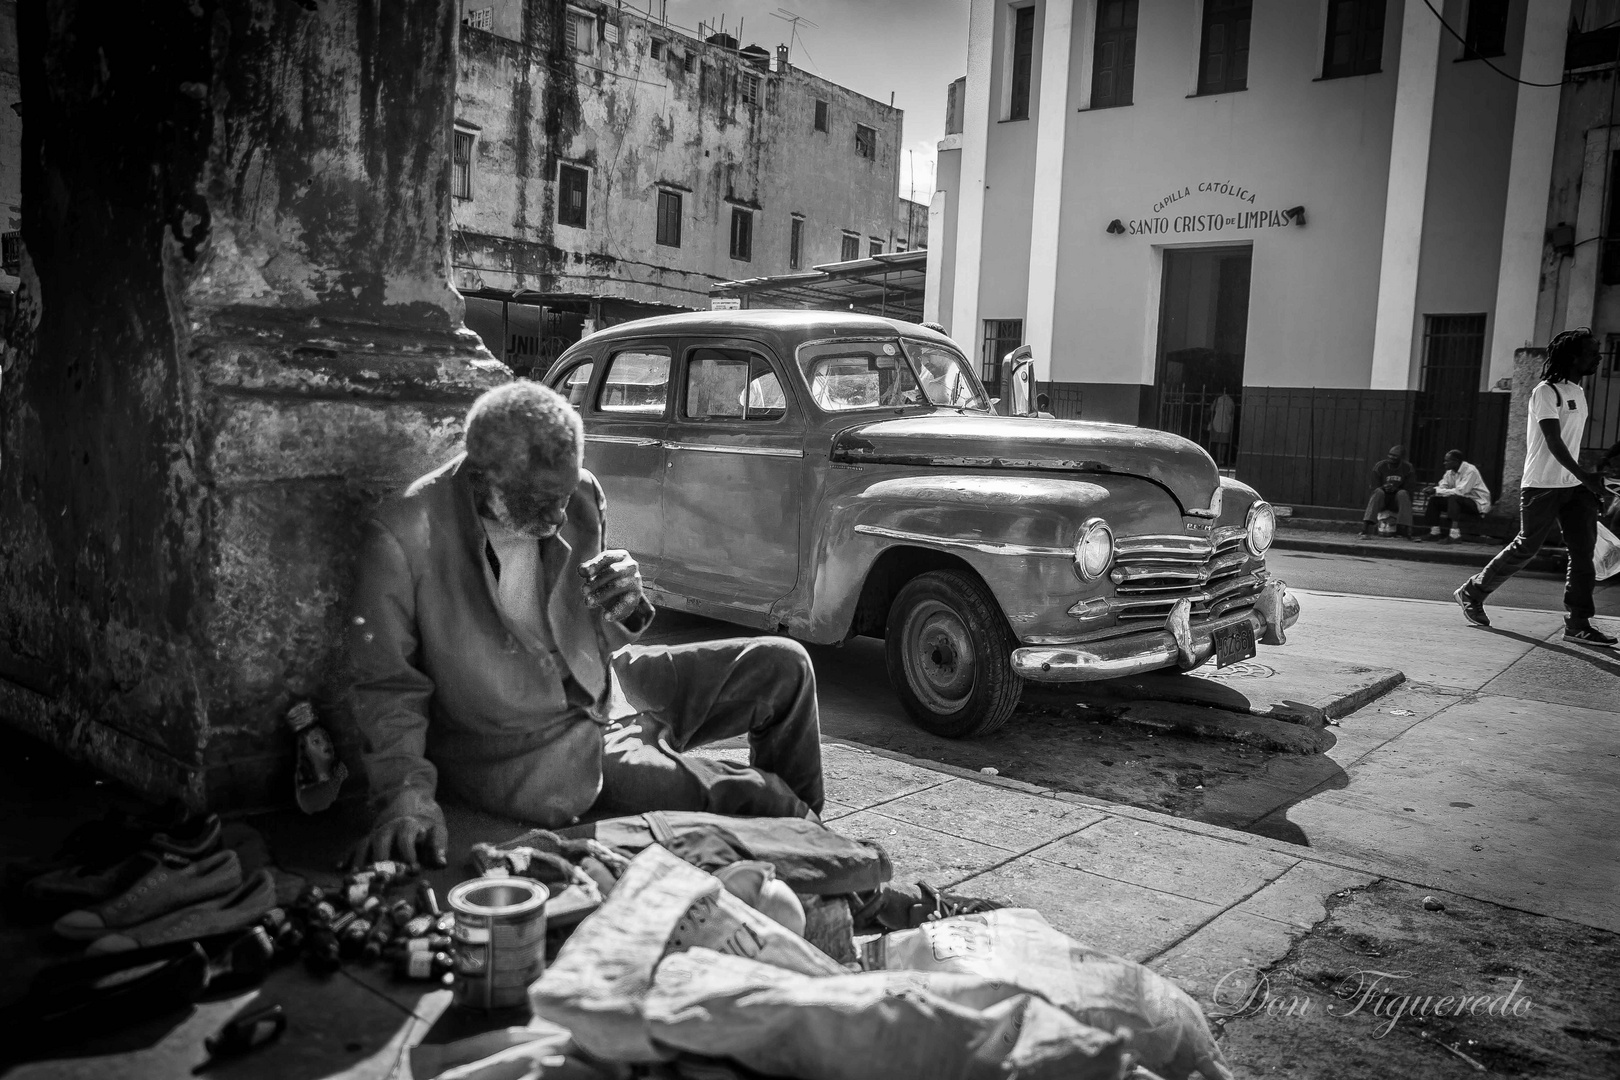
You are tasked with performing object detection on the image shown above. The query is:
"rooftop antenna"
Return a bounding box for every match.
[770,7,818,64]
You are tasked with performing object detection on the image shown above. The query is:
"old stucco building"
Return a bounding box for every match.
[932,0,1572,511]
[451,0,907,374]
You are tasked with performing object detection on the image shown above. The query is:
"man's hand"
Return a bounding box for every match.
[1580,469,1607,499]
[347,814,447,871]
[579,549,647,623]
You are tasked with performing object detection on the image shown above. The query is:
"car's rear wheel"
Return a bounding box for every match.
[884,569,1023,738]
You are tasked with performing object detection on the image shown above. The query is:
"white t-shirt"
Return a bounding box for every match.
[1522,380,1588,489]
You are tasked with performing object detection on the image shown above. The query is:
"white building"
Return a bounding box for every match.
[931,0,1568,510]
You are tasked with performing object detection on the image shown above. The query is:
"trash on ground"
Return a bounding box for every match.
[1423,895,1446,911]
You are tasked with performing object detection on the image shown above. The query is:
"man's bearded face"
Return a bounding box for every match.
[475,459,581,539]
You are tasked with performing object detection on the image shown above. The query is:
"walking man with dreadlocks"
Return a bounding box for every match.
[1455,328,1617,646]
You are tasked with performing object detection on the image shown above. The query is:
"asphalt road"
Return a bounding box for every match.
[661,547,1620,841]
[1266,549,1620,617]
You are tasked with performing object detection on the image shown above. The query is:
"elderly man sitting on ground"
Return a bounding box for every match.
[346,382,824,868]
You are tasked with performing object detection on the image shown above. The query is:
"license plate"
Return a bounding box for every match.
[1213,621,1257,668]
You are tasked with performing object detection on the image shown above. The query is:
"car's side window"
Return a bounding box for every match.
[598,347,671,415]
[684,349,787,421]
[798,340,918,411]
[551,360,594,409]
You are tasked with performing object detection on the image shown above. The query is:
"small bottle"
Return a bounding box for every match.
[388,898,416,926]
[396,949,455,984]
[296,884,327,911]
[307,899,340,929]
[343,882,372,911]
[287,700,349,815]
[304,926,342,975]
[434,912,455,934]
[402,933,453,953]
[401,913,434,938]
[340,915,374,958]
[362,912,396,962]
[416,882,442,917]
[356,894,382,920]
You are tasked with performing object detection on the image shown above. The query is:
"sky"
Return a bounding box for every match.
[662,0,970,203]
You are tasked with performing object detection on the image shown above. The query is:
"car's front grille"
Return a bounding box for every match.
[1109,529,1263,622]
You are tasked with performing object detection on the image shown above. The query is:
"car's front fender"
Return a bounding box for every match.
[783,469,1187,643]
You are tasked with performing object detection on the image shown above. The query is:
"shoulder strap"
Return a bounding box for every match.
[1538,380,1563,409]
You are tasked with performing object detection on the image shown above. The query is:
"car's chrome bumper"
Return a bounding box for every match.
[1011,580,1301,683]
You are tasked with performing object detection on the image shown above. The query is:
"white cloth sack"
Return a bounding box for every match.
[879,909,1232,1080]
[643,947,1131,1080]
[1595,522,1620,581]
[528,844,844,1063]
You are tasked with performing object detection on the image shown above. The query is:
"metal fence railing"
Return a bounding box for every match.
[1582,351,1620,455]
[1156,387,1241,468]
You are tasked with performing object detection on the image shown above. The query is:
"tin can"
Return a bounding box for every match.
[447,877,548,1010]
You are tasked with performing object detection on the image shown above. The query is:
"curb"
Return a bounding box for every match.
[1315,666,1407,720]
[1274,532,1563,572]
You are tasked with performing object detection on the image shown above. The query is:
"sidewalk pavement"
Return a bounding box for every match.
[1274,529,1561,570]
[5,589,1616,1078]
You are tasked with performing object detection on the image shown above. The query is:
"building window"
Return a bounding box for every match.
[452,130,474,201]
[790,217,804,269]
[1009,4,1036,120]
[981,319,1023,391]
[854,123,876,160]
[1090,0,1138,108]
[740,72,760,107]
[841,232,860,261]
[558,163,588,228]
[1323,0,1384,78]
[465,6,492,31]
[729,207,753,261]
[683,51,696,74]
[565,8,595,54]
[656,189,682,248]
[650,39,665,60]
[869,238,883,257]
[1463,0,1509,60]
[1,231,20,275]
[814,99,828,132]
[1197,0,1251,95]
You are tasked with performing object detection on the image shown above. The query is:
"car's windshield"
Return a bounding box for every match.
[797,338,988,412]
[900,341,990,411]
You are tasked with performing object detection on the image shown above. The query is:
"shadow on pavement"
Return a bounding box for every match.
[1479,627,1620,678]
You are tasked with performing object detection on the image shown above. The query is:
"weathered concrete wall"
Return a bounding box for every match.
[451,0,903,308]
[0,0,19,295]
[0,0,506,809]
[1498,347,1545,514]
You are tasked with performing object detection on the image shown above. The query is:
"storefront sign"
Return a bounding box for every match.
[1125,182,1300,237]
[1127,208,1297,236]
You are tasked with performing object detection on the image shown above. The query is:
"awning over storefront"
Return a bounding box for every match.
[712,249,928,322]
[456,287,692,376]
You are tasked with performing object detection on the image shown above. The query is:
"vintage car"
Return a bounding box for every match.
[541,311,1299,738]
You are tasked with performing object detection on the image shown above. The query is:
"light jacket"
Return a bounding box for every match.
[346,456,647,830]
[1434,461,1493,515]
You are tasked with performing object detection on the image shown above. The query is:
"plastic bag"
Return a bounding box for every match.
[528,845,844,1063]
[879,909,1231,1080]
[644,948,1131,1080]
[1595,523,1620,581]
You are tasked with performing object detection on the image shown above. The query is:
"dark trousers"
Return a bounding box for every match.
[1467,486,1600,625]
[591,637,824,820]
[1363,488,1413,528]
[1425,496,1482,530]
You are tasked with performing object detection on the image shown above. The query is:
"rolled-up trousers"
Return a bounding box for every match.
[592,637,825,819]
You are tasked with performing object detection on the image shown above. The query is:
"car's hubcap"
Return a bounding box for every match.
[903,600,976,713]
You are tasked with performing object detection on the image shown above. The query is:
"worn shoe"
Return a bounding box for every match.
[1453,584,1490,628]
[86,869,277,954]
[55,850,241,940]
[1564,625,1619,648]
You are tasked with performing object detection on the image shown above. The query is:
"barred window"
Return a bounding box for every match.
[453,131,474,201]
[656,189,682,248]
[558,163,588,228]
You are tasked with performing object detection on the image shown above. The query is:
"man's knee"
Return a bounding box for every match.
[746,637,815,687]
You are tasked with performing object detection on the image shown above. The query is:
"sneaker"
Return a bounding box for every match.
[1359,524,1377,538]
[1429,527,1443,537]
[1563,625,1619,648]
[1453,584,1490,628]
[1449,527,1462,541]
[54,850,241,940]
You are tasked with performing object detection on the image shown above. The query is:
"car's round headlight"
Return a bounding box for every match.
[1074,518,1114,581]
[1246,501,1276,557]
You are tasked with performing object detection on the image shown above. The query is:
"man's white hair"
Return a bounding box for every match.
[464,381,583,478]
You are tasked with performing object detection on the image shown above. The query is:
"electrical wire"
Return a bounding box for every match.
[1419,0,1566,88]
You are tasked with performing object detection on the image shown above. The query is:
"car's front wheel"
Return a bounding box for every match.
[884,569,1024,738]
